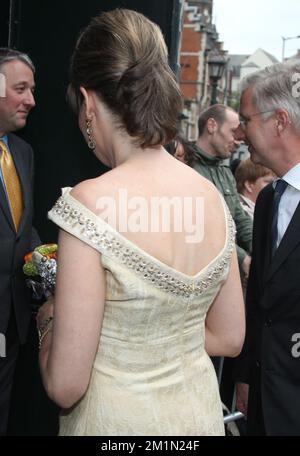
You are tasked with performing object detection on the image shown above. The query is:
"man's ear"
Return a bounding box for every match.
[207,117,217,135]
[79,87,95,118]
[275,108,291,134]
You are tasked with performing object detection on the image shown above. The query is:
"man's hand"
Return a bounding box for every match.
[236,382,249,416]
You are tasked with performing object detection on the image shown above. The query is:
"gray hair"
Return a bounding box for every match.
[240,60,300,131]
[0,48,35,73]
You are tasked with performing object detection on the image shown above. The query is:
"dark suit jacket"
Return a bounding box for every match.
[236,182,300,435]
[0,133,39,344]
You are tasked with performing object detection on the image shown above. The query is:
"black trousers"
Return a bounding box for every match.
[0,310,20,436]
[247,369,266,436]
[7,315,59,436]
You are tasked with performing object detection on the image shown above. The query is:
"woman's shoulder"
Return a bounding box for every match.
[69,180,97,214]
[176,160,222,199]
[49,174,119,245]
[69,160,223,214]
[174,161,229,221]
[70,171,119,213]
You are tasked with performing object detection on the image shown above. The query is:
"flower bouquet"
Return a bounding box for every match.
[23,244,57,302]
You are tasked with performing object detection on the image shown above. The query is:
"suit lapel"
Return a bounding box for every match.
[257,186,274,285]
[7,134,30,235]
[0,175,15,230]
[266,200,300,282]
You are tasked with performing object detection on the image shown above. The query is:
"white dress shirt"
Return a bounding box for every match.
[275,162,300,248]
[239,194,255,220]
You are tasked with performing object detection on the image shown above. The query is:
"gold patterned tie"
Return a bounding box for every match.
[0,139,24,231]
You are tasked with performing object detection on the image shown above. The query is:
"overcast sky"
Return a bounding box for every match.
[213,0,300,61]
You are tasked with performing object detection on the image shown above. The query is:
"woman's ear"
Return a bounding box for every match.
[79,87,95,118]
[244,180,253,194]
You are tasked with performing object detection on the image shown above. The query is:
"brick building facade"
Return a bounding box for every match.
[179,1,228,139]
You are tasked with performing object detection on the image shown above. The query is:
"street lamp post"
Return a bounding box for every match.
[282,35,300,62]
[207,51,228,105]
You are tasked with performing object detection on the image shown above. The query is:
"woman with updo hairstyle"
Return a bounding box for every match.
[38,9,244,436]
[68,8,181,149]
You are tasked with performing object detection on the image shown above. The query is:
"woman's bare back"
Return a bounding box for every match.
[72,150,227,277]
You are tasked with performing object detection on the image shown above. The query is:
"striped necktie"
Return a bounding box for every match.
[0,139,24,231]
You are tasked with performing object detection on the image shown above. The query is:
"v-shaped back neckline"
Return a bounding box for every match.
[65,187,230,282]
[49,187,235,298]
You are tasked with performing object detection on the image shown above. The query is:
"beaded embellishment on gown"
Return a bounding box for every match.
[48,187,235,436]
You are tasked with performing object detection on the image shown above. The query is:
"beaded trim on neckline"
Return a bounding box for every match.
[49,188,235,298]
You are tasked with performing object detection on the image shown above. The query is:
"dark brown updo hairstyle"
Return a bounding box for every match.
[69,8,182,148]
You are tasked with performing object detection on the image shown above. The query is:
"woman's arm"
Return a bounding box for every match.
[205,248,245,357]
[39,228,106,408]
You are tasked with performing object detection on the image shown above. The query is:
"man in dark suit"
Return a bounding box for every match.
[0,48,37,435]
[235,60,300,435]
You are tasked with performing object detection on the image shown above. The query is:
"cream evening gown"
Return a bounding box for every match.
[48,187,235,436]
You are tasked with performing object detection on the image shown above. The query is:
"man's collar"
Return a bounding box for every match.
[273,162,300,192]
[194,145,223,165]
[0,135,9,147]
[240,194,255,209]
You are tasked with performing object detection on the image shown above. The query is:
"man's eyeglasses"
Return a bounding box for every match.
[239,109,276,130]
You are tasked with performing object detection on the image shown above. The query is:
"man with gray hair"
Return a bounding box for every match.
[0,47,38,434]
[235,60,300,435]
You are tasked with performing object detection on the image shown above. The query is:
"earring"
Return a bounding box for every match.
[86,118,96,150]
